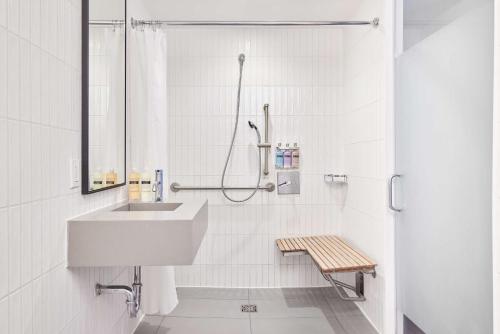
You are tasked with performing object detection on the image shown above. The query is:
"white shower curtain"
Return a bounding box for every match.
[129,27,178,315]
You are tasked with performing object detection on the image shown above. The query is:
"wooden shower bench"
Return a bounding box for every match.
[276,235,377,301]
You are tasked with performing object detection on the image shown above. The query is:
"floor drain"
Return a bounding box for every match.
[241,304,257,312]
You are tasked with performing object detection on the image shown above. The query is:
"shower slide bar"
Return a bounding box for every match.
[130,17,379,28]
[170,182,276,192]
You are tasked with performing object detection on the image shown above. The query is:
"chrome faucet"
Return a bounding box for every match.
[153,170,163,202]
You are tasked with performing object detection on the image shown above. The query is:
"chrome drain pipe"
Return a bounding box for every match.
[95,266,142,317]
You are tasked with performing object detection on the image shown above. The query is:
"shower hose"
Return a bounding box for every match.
[221,54,262,203]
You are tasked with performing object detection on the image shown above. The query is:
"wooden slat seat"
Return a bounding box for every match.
[276,235,376,274]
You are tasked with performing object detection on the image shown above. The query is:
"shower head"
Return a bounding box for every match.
[239,54,245,65]
[248,121,258,130]
[248,121,261,143]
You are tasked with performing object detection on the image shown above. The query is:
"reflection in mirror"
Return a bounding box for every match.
[83,0,126,193]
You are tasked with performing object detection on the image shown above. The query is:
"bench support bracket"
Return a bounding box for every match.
[323,270,376,302]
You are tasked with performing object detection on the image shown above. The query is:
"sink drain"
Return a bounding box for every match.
[241,304,257,312]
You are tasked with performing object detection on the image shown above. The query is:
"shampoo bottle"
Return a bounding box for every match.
[105,169,117,187]
[275,143,284,169]
[128,169,141,200]
[141,171,153,202]
[92,168,103,190]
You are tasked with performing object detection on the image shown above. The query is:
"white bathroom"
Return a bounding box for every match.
[0,0,498,333]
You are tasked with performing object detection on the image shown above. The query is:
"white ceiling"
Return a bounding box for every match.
[129,0,364,21]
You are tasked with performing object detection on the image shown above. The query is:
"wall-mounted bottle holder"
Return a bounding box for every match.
[324,174,348,184]
[275,142,300,170]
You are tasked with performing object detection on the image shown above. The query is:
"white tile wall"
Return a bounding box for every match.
[158,27,345,288]
[340,0,386,331]
[0,1,140,333]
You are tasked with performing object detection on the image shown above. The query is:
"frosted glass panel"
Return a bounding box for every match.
[403,0,491,50]
[396,2,493,333]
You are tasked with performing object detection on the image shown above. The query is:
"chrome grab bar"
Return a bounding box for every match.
[389,174,402,212]
[170,182,276,193]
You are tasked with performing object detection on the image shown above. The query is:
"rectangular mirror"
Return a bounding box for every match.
[82,0,127,194]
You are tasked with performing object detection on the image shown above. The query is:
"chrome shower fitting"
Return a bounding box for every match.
[95,266,142,318]
[263,104,270,175]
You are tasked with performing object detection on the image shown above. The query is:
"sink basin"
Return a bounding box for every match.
[67,200,208,267]
[113,202,183,212]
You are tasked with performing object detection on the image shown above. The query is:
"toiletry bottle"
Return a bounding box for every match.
[283,144,292,168]
[292,143,300,169]
[92,168,103,190]
[128,168,141,201]
[105,169,116,187]
[141,171,153,202]
[275,143,284,169]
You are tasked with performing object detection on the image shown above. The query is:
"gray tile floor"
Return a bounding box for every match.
[134,287,378,334]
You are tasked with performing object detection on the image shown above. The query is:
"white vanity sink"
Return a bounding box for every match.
[67,199,208,267]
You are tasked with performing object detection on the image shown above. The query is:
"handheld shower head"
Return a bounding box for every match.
[248,121,261,143]
[239,54,245,65]
[248,121,257,130]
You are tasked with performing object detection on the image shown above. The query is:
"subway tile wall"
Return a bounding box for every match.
[0,1,140,333]
[162,27,345,287]
[340,0,386,331]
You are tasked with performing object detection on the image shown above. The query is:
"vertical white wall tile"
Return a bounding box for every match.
[18,0,29,39]
[21,283,33,334]
[30,0,40,46]
[20,204,32,285]
[0,0,6,27]
[8,206,21,293]
[31,201,41,278]
[30,46,41,122]
[20,122,32,204]
[0,296,7,334]
[7,32,19,120]
[6,0,18,34]
[8,290,21,334]
[8,121,20,205]
[0,209,8,299]
[0,119,7,208]
[0,26,6,119]
[19,39,31,122]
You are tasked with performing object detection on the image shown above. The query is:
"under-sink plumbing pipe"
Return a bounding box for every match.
[95,266,142,317]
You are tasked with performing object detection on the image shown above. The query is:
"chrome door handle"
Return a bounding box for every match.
[389,174,402,212]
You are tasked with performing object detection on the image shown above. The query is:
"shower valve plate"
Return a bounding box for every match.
[241,304,257,313]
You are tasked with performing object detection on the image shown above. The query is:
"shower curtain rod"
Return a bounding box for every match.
[130,17,379,28]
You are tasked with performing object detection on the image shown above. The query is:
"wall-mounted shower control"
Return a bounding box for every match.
[277,172,300,195]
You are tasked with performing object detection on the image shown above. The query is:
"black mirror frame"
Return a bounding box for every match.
[81,0,127,194]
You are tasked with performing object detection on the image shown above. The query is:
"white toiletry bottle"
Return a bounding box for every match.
[292,143,300,168]
[141,171,153,202]
[92,168,103,190]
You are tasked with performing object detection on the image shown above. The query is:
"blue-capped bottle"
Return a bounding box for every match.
[275,143,284,169]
